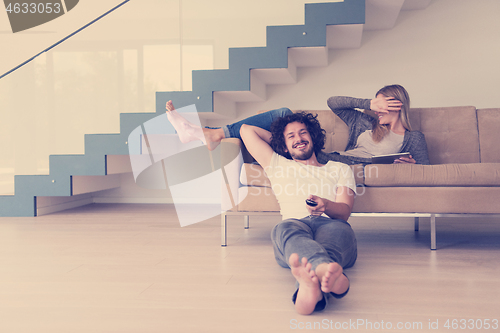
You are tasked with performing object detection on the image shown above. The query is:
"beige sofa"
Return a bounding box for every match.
[220,106,500,249]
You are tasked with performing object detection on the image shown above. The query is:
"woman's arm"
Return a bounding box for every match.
[327,96,372,113]
[401,131,430,165]
[328,95,400,116]
[327,96,374,152]
[327,96,374,130]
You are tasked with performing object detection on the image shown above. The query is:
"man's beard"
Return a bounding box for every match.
[290,141,314,161]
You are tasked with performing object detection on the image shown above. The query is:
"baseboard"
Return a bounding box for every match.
[93,197,173,204]
[37,194,94,216]
[93,197,221,204]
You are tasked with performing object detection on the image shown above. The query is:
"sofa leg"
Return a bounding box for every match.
[414,217,419,231]
[244,215,249,229]
[430,214,436,250]
[221,213,227,247]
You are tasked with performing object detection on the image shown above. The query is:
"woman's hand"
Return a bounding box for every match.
[306,195,325,217]
[370,95,402,113]
[394,155,416,164]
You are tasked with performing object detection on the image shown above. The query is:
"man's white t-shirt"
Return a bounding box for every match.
[264,153,357,221]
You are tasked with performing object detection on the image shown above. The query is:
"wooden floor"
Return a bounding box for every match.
[1,204,499,333]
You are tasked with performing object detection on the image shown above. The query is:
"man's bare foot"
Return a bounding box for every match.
[315,262,349,295]
[289,253,323,315]
[165,101,224,150]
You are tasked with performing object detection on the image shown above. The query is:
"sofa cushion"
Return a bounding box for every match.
[364,163,500,186]
[477,108,500,163]
[312,110,350,153]
[353,186,500,214]
[409,106,480,164]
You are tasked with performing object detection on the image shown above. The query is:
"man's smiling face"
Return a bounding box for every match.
[283,121,314,161]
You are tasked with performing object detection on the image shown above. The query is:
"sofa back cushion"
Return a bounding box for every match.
[477,108,500,163]
[408,106,480,164]
[308,110,350,153]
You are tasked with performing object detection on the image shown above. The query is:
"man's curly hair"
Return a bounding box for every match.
[270,111,326,159]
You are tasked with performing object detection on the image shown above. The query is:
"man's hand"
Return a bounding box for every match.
[306,187,355,221]
[306,195,325,217]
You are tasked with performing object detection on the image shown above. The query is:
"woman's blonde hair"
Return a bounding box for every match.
[371,84,412,142]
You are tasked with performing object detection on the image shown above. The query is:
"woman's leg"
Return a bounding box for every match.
[222,107,292,139]
[165,101,291,150]
[165,100,207,145]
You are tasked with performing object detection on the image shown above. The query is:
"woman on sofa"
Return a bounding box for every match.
[165,84,430,165]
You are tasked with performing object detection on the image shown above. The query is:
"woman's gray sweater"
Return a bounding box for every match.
[316,96,430,165]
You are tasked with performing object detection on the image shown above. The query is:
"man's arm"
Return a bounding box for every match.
[239,124,274,169]
[306,186,355,221]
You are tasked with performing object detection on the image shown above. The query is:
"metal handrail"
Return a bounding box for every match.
[0,0,131,80]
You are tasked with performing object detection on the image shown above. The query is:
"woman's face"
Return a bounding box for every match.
[373,94,401,126]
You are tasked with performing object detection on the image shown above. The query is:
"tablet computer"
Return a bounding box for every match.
[371,152,411,164]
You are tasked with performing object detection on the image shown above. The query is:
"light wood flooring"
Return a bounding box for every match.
[1,203,499,333]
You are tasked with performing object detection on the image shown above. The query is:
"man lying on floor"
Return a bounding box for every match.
[239,112,357,315]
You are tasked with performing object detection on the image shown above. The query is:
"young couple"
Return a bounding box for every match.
[165,85,429,315]
[165,84,430,165]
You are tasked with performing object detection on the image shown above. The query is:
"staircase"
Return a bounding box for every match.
[0,0,431,217]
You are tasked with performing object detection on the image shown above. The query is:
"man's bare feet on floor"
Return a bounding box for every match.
[289,253,323,315]
[289,254,350,315]
[315,262,349,295]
